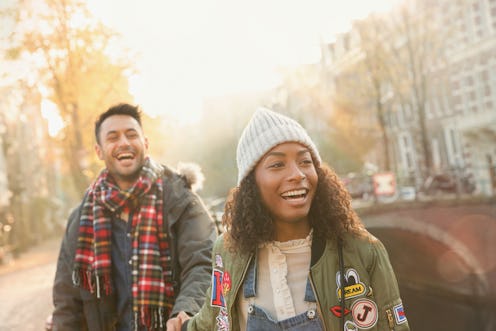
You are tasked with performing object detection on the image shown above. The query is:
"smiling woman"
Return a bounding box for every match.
[85,0,399,121]
[173,107,410,331]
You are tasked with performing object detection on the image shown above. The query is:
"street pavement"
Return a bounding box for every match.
[0,237,61,331]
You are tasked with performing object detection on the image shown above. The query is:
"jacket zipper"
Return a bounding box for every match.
[229,253,254,328]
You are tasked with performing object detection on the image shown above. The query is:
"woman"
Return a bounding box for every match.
[175,107,410,331]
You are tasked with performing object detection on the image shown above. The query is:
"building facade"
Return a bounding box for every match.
[321,0,496,196]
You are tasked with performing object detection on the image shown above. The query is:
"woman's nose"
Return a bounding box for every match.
[288,163,306,181]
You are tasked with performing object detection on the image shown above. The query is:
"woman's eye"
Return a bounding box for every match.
[269,162,284,168]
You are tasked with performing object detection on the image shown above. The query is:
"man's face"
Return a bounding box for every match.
[95,114,148,190]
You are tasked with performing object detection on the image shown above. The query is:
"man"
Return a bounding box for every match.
[52,103,217,331]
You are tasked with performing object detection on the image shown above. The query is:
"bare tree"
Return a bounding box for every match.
[355,14,395,171]
[382,0,449,174]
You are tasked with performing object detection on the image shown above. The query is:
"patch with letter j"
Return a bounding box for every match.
[351,298,378,329]
[393,303,407,324]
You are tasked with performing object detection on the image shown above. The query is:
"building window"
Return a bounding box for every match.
[466,76,474,86]
[399,133,416,172]
[445,127,462,167]
[454,95,462,105]
[481,70,489,81]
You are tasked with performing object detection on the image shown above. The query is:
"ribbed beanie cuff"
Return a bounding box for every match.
[236,107,321,184]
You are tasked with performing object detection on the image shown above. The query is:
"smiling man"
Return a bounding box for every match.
[52,103,217,331]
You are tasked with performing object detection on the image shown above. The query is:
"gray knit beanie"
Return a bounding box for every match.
[236,107,321,184]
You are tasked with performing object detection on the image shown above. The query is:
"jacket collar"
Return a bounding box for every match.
[310,234,327,267]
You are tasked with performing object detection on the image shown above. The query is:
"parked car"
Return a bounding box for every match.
[341,173,374,200]
[422,172,475,195]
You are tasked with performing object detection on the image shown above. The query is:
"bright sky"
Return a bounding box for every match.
[44,0,399,132]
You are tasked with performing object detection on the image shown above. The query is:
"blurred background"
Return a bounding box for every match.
[0,0,495,330]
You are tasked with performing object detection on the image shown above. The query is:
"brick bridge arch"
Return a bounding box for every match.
[357,199,496,331]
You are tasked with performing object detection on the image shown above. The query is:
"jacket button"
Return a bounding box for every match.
[248,305,254,314]
[128,260,132,265]
[307,309,316,319]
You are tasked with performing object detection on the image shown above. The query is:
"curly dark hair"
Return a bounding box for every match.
[223,162,365,253]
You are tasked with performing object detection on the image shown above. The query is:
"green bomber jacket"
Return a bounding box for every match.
[184,231,410,331]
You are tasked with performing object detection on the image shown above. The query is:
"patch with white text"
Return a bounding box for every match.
[351,298,378,329]
[336,268,366,300]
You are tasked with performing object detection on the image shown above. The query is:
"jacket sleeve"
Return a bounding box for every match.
[52,208,87,331]
[368,238,410,331]
[170,190,218,317]
[183,237,225,331]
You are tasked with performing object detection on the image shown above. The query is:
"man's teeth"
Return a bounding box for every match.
[117,153,133,160]
[281,189,307,199]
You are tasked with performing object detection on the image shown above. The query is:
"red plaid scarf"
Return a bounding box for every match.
[73,158,175,330]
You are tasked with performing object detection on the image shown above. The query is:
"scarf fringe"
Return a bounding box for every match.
[134,307,167,331]
[72,268,112,298]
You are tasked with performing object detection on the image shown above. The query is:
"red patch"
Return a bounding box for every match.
[330,305,351,317]
[223,271,232,293]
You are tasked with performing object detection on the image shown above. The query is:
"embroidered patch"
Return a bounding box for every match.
[210,269,225,307]
[393,303,407,324]
[330,305,351,318]
[344,320,358,331]
[351,298,378,329]
[215,307,229,331]
[336,268,366,300]
[215,254,223,268]
[223,271,232,295]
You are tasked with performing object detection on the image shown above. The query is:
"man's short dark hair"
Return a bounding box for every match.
[95,103,143,144]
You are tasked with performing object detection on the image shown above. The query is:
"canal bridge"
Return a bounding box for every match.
[358,197,496,331]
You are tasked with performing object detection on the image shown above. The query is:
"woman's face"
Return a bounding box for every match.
[254,142,318,227]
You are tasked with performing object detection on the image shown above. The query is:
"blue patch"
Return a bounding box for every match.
[210,269,225,307]
[393,303,407,324]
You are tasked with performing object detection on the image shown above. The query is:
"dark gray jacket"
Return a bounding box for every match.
[52,165,217,330]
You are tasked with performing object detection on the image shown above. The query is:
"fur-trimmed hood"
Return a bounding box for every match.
[176,162,205,193]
